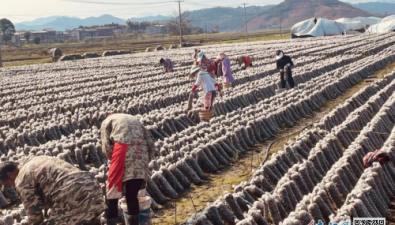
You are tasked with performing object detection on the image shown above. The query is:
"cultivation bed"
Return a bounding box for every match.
[1,33,395,224]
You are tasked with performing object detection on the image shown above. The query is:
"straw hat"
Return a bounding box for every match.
[189,65,201,76]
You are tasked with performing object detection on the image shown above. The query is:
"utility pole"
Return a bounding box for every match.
[243,3,248,42]
[279,7,282,37]
[0,46,3,68]
[177,0,184,47]
[205,22,207,38]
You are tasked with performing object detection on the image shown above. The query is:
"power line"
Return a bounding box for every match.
[60,0,175,5]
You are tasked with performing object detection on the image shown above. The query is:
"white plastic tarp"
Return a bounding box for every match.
[381,15,395,23]
[366,20,395,33]
[335,17,381,31]
[365,16,395,33]
[292,18,345,37]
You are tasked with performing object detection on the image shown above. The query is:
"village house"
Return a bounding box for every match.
[71,27,116,41]
[146,25,168,35]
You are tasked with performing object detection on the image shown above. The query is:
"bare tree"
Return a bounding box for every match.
[166,11,192,36]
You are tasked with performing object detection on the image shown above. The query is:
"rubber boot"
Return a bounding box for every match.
[107,218,118,225]
[128,215,140,225]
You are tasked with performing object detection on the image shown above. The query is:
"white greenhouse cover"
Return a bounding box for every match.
[292,18,345,37]
[366,15,395,33]
[335,17,381,31]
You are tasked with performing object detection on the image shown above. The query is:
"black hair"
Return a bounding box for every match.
[0,162,19,181]
[159,58,164,64]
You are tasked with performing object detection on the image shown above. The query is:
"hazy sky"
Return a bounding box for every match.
[0,0,388,23]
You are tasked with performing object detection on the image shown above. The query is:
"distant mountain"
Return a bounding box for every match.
[245,0,376,31]
[15,15,126,31]
[13,6,273,32]
[352,2,395,15]
[128,15,171,22]
[188,6,274,32]
[14,1,376,33]
[17,16,60,27]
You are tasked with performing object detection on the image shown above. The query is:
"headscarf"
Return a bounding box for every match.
[276,50,284,60]
[363,149,390,167]
[216,52,227,60]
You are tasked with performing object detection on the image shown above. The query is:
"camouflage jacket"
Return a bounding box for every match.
[15,156,106,225]
[101,113,155,181]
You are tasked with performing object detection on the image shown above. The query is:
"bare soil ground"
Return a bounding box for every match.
[151,62,395,225]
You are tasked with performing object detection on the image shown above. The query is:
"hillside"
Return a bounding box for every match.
[14,6,273,32]
[352,2,395,15]
[15,15,126,31]
[245,0,375,31]
[188,5,274,32]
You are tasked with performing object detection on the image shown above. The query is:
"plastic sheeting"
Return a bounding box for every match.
[291,18,346,38]
[366,15,395,34]
[335,17,381,31]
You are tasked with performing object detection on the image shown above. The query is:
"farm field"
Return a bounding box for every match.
[1,30,289,67]
[1,32,395,225]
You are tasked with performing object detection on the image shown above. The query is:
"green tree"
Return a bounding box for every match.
[0,18,16,44]
[24,31,31,43]
[126,19,139,31]
[33,37,41,44]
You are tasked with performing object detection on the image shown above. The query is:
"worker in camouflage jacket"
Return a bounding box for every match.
[101,113,155,225]
[0,156,105,225]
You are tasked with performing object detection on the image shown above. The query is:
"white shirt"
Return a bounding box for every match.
[195,71,218,95]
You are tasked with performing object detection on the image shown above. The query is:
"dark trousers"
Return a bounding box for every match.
[107,179,144,218]
[280,72,295,88]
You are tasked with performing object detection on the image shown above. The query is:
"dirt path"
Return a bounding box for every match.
[151,63,395,225]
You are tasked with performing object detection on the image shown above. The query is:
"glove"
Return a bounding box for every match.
[286,63,291,67]
[191,84,198,92]
[214,83,221,92]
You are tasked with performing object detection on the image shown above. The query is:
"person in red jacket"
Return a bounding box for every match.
[196,52,216,78]
[234,55,253,70]
[363,149,390,168]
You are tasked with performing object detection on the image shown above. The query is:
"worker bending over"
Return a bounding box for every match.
[101,113,155,225]
[234,55,253,70]
[276,50,295,89]
[159,58,174,73]
[0,156,105,225]
[363,149,390,167]
[190,65,221,111]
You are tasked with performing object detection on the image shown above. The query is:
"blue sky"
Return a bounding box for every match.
[1,0,392,23]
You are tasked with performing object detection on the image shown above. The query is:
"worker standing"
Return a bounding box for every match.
[101,113,155,225]
[159,58,174,73]
[276,50,295,89]
[215,52,234,84]
[234,55,253,70]
[196,52,217,78]
[0,156,106,225]
[190,65,221,111]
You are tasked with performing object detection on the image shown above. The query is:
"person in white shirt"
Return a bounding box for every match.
[189,65,221,111]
